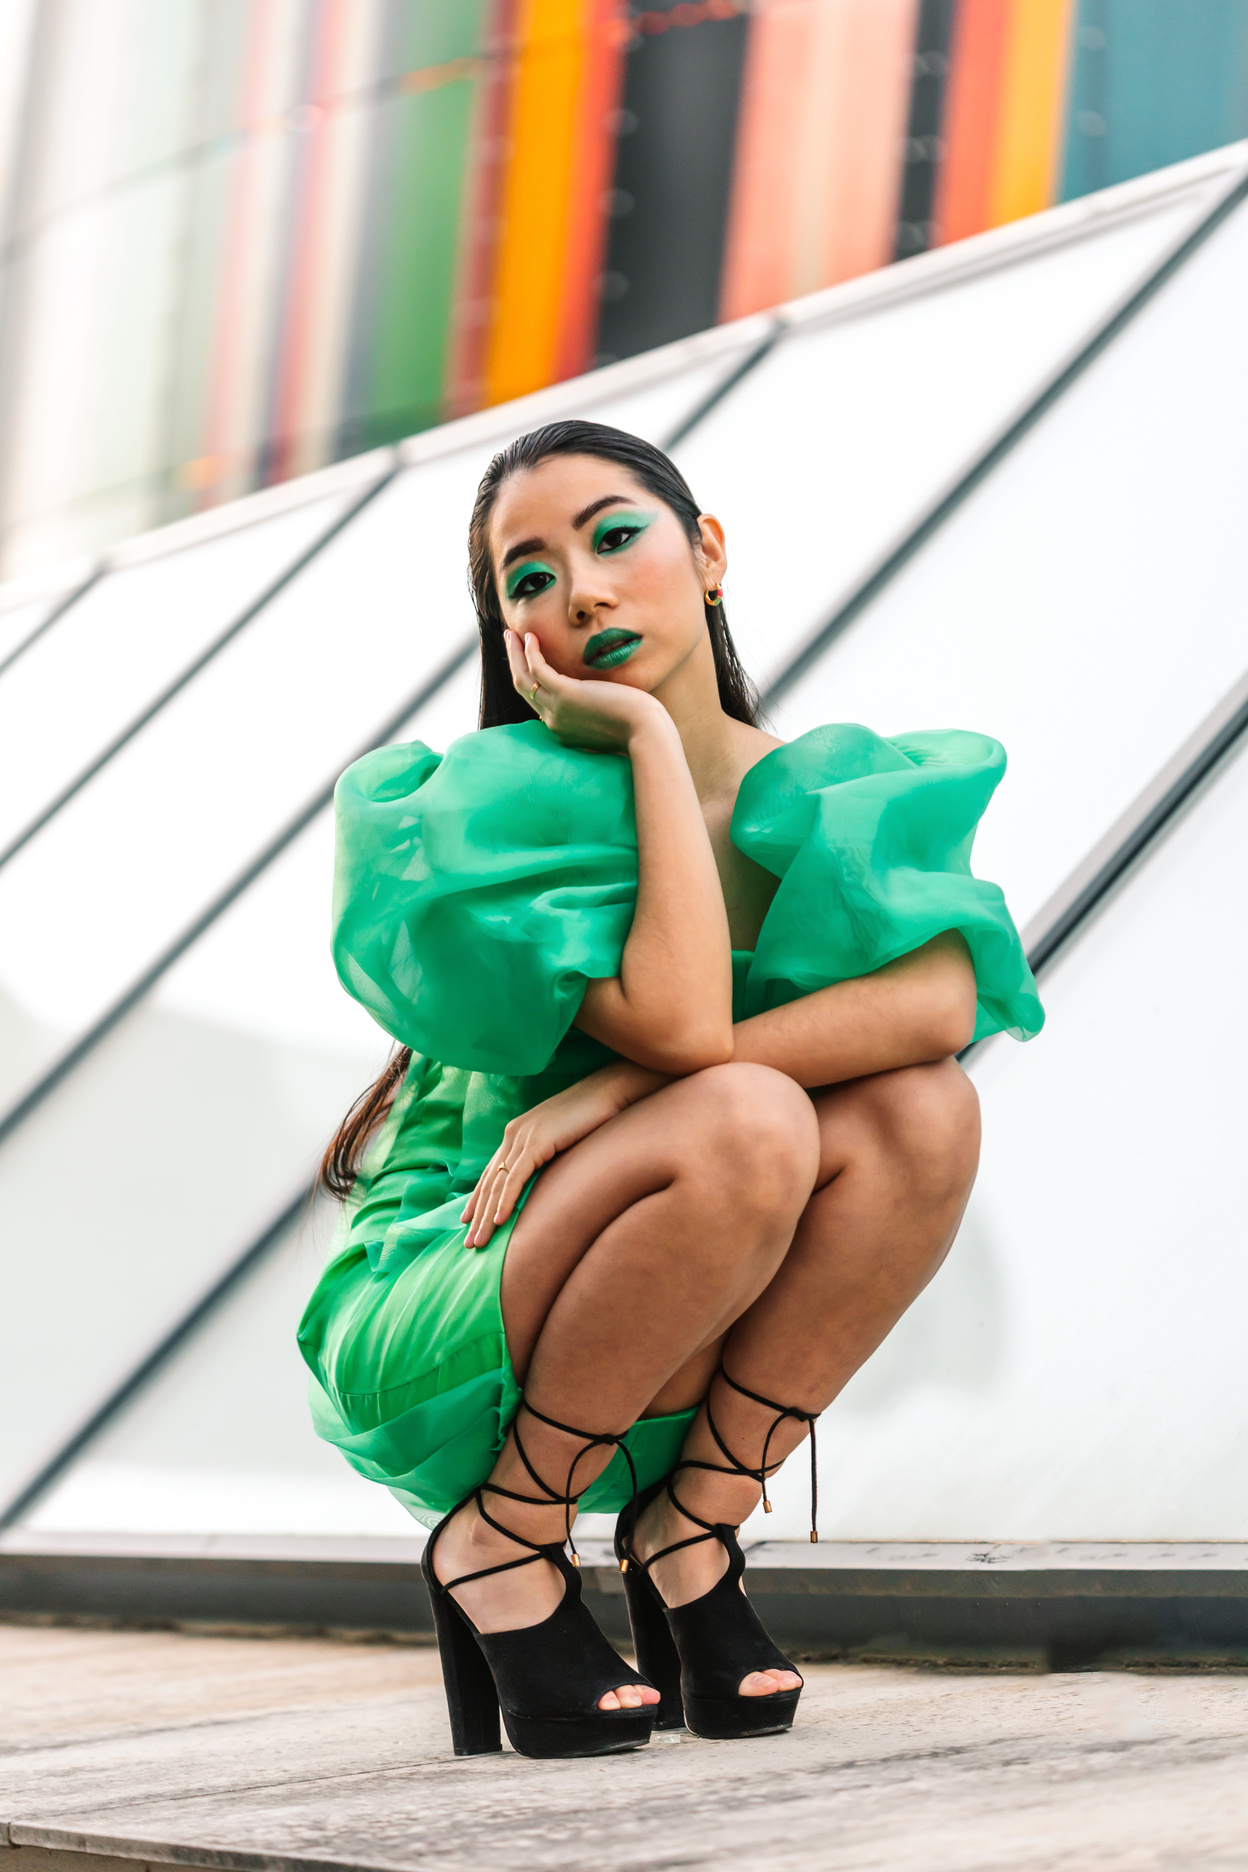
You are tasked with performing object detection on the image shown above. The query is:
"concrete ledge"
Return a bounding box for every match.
[4,1534,1248,1666]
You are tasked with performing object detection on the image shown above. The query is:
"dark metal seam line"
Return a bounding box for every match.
[0,1188,310,1532]
[0,562,106,683]
[0,636,476,1155]
[761,165,1248,713]
[0,463,400,874]
[959,690,1248,1068]
[660,319,786,453]
[1026,692,1248,980]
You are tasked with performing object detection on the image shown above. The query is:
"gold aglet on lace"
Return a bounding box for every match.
[763,1497,773,1514]
[810,1531,818,1543]
[571,1551,581,1567]
[619,1558,629,1573]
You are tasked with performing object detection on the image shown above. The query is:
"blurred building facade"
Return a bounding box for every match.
[0,0,1246,578]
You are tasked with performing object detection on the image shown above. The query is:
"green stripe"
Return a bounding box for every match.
[363,1,489,447]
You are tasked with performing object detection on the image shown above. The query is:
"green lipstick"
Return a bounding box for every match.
[583,627,641,670]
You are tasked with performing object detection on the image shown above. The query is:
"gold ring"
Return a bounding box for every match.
[529,684,539,702]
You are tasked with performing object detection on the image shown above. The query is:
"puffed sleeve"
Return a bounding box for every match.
[331,721,638,1074]
[735,724,1043,1043]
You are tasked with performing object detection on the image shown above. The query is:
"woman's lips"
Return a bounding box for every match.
[583,629,642,670]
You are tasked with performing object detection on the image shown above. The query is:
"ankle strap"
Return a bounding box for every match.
[430,1396,641,1591]
[510,1397,640,1565]
[674,1364,820,1543]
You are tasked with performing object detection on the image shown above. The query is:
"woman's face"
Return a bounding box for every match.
[488,453,726,693]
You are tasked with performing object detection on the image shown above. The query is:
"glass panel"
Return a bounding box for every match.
[673,178,1227,690]
[0,659,479,1508]
[0,595,58,669]
[754,734,1248,1542]
[769,192,1248,933]
[19,1203,417,1539]
[0,493,354,849]
[0,348,762,1105]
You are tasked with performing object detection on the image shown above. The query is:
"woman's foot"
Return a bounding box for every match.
[631,1487,802,1700]
[432,1500,660,1712]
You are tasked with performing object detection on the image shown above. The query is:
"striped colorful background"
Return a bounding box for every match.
[0,0,1246,576]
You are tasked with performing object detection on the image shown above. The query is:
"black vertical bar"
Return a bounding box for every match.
[595,2,750,364]
[894,0,957,260]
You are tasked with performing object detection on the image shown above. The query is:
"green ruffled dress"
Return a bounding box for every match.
[298,720,1042,1528]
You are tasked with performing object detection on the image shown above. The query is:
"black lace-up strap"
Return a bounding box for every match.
[431,1399,639,1592]
[622,1471,724,1575]
[512,1397,640,1565]
[676,1365,821,1543]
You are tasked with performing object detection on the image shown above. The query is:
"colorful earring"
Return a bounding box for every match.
[705,585,723,605]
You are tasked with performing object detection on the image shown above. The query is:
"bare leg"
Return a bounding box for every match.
[635,1060,982,1635]
[431,1062,820,1709]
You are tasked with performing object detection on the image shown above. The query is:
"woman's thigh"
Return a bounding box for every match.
[501,1061,818,1377]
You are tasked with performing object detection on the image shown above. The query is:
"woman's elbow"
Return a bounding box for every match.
[643,1018,735,1076]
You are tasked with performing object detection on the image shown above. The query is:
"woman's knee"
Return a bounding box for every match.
[685,1062,820,1206]
[852,1060,981,1197]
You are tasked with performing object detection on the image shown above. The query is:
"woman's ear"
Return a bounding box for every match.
[696,513,727,588]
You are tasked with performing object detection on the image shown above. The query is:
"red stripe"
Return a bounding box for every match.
[935,0,1011,245]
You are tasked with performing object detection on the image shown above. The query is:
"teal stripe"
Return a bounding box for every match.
[1061,0,1248,201]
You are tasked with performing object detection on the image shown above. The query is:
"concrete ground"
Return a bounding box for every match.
[3,1623,1248,1871]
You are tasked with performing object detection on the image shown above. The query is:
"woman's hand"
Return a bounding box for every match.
[506,628,663,753]
[461,1061,667,1249]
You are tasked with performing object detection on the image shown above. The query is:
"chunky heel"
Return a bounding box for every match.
[616,1367,820,1743]
[423,1399,658,1761]
[426,1565,502,1755]
[619,1547,684,1730]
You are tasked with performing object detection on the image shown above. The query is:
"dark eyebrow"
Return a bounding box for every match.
[500,535,545,572]
[572,493,633,530]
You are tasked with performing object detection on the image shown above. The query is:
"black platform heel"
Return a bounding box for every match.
[614,1365,819,1741]
[422,1399,657,1759]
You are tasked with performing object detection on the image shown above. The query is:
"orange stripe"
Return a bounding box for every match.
[990,0,1075,224]
[484,0,586,406]
[552,0,627,382]
[935,0,1012,245]
[719,1,819,321]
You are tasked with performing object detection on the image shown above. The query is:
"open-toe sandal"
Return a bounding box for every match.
[614,1365,819,1740]
[422,1399,657,1759]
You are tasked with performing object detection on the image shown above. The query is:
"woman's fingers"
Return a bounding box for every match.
[492,1149,535,1225]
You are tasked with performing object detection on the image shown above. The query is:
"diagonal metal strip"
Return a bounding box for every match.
[0,1187,312,1532]
[958,665,1248,1066]
[0,637,476,1155]
[761,163,1248,714]
[0,563,106,683]
[661,320,786,452]
[0,462,400,873]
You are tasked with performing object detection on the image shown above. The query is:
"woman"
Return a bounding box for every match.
[299,420,1042,1762]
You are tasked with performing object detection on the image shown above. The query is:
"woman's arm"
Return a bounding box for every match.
[731,932,978,1087]
[512,631,734,1075]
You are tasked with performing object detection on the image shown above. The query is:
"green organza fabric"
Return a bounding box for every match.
[298,720,1042,1528]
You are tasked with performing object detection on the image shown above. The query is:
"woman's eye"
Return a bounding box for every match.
[511,569,555,600]
[596,524,642,555]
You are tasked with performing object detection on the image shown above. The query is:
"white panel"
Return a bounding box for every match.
[758,736,1248,1542]
[0,669,466,1506]
[22,1206,415,1539]
[675,182,1226,689]
[0,493,352,848]
[0,597,55,669]
[770,194,1248,934]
